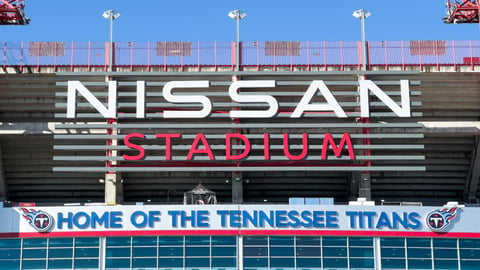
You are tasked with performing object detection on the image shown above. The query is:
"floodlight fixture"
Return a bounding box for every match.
[352,9,371,19]
[228,10,246,20]
[352,9,371,71]
[103,10,121,20]
[228,9,247,71]
[103,10,121,72]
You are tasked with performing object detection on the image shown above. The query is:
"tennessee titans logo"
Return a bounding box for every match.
[20,208,54,233]
[426,207,458,232]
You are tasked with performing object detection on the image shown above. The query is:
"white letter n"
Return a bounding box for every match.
[67,80,117,118]
[359,80,411,118]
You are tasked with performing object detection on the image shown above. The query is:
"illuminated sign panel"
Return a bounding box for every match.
[1,205,475,238]
[65,80,411,119]
[54,73,424,172]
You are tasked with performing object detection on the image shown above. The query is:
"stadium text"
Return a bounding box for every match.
[54,210,422,230]
[122,132,355,161]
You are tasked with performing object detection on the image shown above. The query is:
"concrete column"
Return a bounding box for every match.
[357,74,372,201]
[231,75,244,204]
[348,172,360,201]
[358,172,372,200]
[104,76,121,205]
[466,136,480,202]
[232,172,243,204]
[0,147,7,201]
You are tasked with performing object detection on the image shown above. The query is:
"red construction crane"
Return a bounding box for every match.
[444,0,480,23]
[0,0,29,25]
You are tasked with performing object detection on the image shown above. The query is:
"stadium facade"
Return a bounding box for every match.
[0,40,479,269]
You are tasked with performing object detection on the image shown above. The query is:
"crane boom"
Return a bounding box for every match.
[444,0,480,23]
[0,0,29,25]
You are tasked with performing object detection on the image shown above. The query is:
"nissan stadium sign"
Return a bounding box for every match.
[0,205,477,238]
[53,72,424,172]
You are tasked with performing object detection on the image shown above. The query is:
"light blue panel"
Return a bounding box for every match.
[289,198,305,205]
[320,197,334,205]
[305,198,320,205]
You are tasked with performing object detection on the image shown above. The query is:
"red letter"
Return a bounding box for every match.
[187,133,214,160]
[123,133,145,160]
[264,133,270,160]
[283,133,308,160]
[226,133,251,160]
[156,133,181,160]
[321,133,355,160]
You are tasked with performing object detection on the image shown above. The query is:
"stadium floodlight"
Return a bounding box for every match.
[228,10,247,71]
[353,9,371,71]
[103,10,121,72]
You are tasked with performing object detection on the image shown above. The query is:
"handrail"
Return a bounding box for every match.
[2,40,480,71]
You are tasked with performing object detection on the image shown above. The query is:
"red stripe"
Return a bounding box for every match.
[1,230,480,239]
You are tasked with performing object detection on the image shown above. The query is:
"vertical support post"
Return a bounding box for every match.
[197,41,200,71]
[360,13,366,71]
[402,40,405,71]
[232,173,243,204]
[237,235,244,270]
[163,42,168,71]
[108,13,113,72]
[99,237,106,270]
[256,41,260,71]
[130,42,134,71]
[0,147,7,201]
[88,41,92,72]
[231,75,244,204]
[214,41,217,71]
[20,41,23,73]
[323,41,327,71]
[273,41,276,71]
[3,42,6,71]
[70,41,74,72]
[470,40,474,71]
[374,237,382,270]
[235,14,240,71]
[181,42,184,71]
[453,40,457,71]
[54,42,57,72]
[37,42,40,72]
[366,41,370,71]
[290,41,293,71]
[164,42,167,72]
[147,41,150,72]
[307,41,310,71]
[384,41,388,70]
[105,117,121,204]
[419,45,422,71]
[358,41,362,71]
[231,41,235,71]
[357,72,371,201]
[340,41,344,71]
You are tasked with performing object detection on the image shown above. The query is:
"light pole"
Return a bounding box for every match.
[353,9,371,71]
[102,10,121,72]
[228,9,246,71]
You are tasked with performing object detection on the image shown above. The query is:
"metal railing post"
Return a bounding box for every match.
[384,41,388,70]
[147,41,150,72]
[452,40,457,71]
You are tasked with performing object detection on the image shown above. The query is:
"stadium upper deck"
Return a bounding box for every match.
[0,40,480,207]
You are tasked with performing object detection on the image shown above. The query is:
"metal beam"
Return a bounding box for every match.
[55,70,421,77]
[53,166,427,172]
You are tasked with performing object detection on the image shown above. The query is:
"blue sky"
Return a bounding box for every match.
[1,0,479,42]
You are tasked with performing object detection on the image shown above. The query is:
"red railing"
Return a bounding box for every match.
[2,40,480,72]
